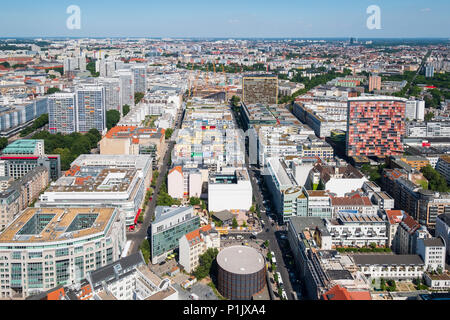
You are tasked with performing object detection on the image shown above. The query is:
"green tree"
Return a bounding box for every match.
[86,61,99,77]
[193,248,219,280]
[189,197,201,206]
[421,165,449,192]
[317,180,325,190]
[45,87,61,95]
[88,128,102,142]
[232,218,239,229]
[165,128,174,140]
[139,238,151,265]
[0,137,8,151]
[106,110,121,130]
[230,95,241,107]
[122,104,130,116]
[425,111,434,122]
[134,92,145,105]
[53,148,74,171]
[0,62,10,68]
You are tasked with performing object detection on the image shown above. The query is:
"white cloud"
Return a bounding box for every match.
[420,8,432,12]
[228,19,239,24]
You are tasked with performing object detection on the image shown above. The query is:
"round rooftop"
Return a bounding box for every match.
[216,246,265,275]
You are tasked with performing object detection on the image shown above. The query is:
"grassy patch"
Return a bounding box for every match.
[208,282,227,300]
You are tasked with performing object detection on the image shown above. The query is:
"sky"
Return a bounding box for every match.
[0,0,449,38]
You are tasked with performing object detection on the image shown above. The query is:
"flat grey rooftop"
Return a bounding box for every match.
[217,246,265,275]
[353,254,424,266]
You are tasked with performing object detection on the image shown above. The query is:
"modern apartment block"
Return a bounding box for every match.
[0,98,48,137]
[48,92,77,134]
[381,168,450,228]
[96,77,121,112]
[0,207,126,299]
[242,74,278,105]
[292,101,347,138]
[416,237,446,271]
[436,155,450,184]
[132,65,147,94]
[405,99,425,121]
[75,85,106,134]
[37,154,152,227]
[368,75,381,92]
[346,96,407,158]
[406,121,450,138]
[150,206,200,264]
[118,69,135,108]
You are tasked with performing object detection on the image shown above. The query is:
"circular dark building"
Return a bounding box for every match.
[217,246,266,300]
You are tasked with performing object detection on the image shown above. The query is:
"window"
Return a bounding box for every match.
[55,259,70,285]
[55,248,69,257]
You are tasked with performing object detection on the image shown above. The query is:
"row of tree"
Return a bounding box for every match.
[19,113,49,137]
[31,129,102,170]
[421,165,449,192]
[193,248,219,280]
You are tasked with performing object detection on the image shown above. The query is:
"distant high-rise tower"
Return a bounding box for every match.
[346,96,407,158]
[48,92,76,134]
[406,99,425,121]
[117,69,135,109]
[132,65,147,95]
[75,85,106,134]
[369,75,381,92]
[425,64,435,78]
[96,77,121,112]
[242,74,278,105]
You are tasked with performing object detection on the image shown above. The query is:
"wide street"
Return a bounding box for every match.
[128,107,185,254]
[231,105,298,300]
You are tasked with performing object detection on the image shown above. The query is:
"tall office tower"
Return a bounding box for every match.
[346,96,407,158]
[406,99,425,121]
[132,65,147,94]
[96,77,121,111]
[75,85,106,134]
[242,74,278,105]
[425,64,435,78]
[118,69,135,109]
[48,92,77,134]
[369,75,381,92]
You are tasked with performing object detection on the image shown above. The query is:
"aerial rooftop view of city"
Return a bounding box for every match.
[0,0,449,315]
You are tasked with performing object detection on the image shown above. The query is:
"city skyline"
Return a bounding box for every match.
[0,0,449,38]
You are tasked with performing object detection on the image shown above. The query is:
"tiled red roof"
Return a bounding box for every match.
[322,285,371,300]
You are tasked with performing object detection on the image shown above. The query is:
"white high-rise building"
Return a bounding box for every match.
[75,85,106,134]
[96,77,121,112]
[406,99,425,121]
[132,65,147,94]
[48,92,77,134]
[118,69,135,109]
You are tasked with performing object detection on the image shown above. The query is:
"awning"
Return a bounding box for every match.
[134,209,142,225]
